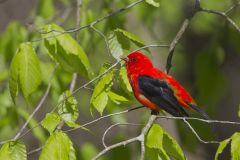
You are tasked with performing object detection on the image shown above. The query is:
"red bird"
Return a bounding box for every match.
[122,51,209,119]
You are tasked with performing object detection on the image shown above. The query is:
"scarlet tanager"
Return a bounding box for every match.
[122,51,209,119]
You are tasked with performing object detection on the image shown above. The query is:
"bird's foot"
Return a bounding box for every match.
[151,110,159,115]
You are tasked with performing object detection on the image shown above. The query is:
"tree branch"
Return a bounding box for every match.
[92,115,157,160]
[34,0,145,42]
[13,65,58,140]
[199,7,240,33]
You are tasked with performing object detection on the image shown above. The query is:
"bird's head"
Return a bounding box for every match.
[121,52,153,74]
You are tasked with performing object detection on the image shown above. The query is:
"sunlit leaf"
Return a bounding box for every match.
[107,91,129,104]
[214,138,230,160]
[42,24,93,78]
[90,64,114,115]
[107,31,124,60]
[145,0,160,7]
[58,90,78,127]
[114,28,145,48]
[9,50,20,103]
[0,141,26,160]
[39,132,76,160]
[162,126,186,160]
[41,113,62,134]
[231,132,240,160]
[146,124,185,160]
[9,42,42,102]
[119,67,132,93]
[146,124,164,149]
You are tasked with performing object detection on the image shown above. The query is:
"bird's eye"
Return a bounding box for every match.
[131,58,138,62]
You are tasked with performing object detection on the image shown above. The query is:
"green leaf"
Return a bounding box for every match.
[146,124,163,149]
[0,141,26,160]
[107,91,129,104]
[231,132,240,160]
[145,0,160,7]
[41,113,62,134]
[0,142,11,160]
[146,124,185,160]
[214,138,230,160]
[9,50,21,103]
[92,91,109,115]
[107,31,124,60]
[162,127,186,160]
[119,67,132,93]
[58,90,78,127]
[90,64,114,115]
[42,24,93,78]
[37,0,55,18]
[39,132,76,160]
[114,28,145,48]
[9,42,42,102]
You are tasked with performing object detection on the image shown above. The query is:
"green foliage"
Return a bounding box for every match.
[0,21,27,62]
[107,28,145,60]
[41,113,62,134]
[58,90,79,128]
[146,124,186,160]
[90,64,115,115]
[215,132,240,160]
[145,0,160,7]
[42,24,93,79]
[0,141,26,160]
[39,132,76,160]
[9,42,42,102]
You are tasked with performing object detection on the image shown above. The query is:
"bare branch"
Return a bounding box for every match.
[157,115,240,125]
[102,123,143,148]
[199,8,240,33]
[92,115,157,160]
[33,0,144,42]
[183,119,219,144]
[13,65,58,140]
[27,106,145,155]
[90,25,111,56]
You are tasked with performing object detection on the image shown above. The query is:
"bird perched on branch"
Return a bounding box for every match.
[122,51,209,119]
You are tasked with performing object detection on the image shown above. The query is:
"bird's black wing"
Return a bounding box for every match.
[138,75,188,117]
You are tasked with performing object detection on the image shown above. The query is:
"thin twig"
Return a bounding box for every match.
[90,25,111,56]
[102,123,143,148]
[199,7,240,33]
[225,1,240,15]
[27,106,145,155]
[27,146,44,155]
[64,106,144,133]
[92,115,157,160]
[183,119,219,144]
[33,0,144,42]
[13,65,58,140]
[157,115,240,125]
[132,44,169,52]
[165,0,200,73]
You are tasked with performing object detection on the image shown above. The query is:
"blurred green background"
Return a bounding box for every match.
[0,0,240,159]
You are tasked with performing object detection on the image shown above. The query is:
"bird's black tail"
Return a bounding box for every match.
[189,104,210,120]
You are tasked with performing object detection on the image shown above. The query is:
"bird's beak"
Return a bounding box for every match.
[120,56,129,62]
